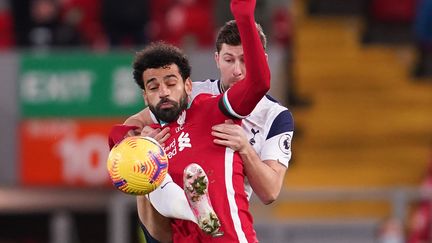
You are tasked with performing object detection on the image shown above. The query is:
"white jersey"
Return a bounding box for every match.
[192,79,294,200]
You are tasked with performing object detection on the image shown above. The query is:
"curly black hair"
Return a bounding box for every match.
[133,41,191,90]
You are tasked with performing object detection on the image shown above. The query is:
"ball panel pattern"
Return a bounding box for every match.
[107,136,168,195]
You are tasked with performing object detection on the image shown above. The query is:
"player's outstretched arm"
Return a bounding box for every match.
[221,0,271,117]
[242,111,294,204]
[109,108,170,150]
[108,109,151,149]
[123,108,155,133]
[212,119,290,204]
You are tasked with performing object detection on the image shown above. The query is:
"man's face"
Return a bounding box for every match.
[215,44,246,90]
[142,64,192,123]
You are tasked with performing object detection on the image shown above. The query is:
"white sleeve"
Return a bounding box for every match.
[260,109,294,167]
[260,131,293,167]
[191,80,221,100]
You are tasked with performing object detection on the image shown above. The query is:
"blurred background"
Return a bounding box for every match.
[0,0,431,242]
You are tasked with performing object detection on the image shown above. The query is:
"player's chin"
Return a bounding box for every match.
[157,109,181,123]
[229,79,242,87]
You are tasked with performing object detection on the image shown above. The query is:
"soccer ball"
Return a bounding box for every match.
[107,136,168,195]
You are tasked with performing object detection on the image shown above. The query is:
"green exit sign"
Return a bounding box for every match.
[18,52,145,118]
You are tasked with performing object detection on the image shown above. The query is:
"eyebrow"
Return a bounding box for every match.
[222,53,243,58]
[145,78,156,87]
[145,74,178,86]
[163,74,178,80]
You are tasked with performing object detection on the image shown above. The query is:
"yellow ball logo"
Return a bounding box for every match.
[107,136,168,195]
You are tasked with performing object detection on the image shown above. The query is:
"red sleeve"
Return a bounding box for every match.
[108,124,138,150]
[220,0,271,118]
[108,123,163,150]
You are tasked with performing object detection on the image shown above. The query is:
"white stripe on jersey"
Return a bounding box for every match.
[192,80,248,119]
[192,79,294,201]
[222,91,248,119]
[224,147,248,243]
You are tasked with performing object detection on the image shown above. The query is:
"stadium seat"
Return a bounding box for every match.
[0,9,14,49]
[361,0,418,44]
[370,0,417,22]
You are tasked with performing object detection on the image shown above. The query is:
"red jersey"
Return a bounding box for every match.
[164,0,271,237]
[108,0,271,241]
[155,93,257,243]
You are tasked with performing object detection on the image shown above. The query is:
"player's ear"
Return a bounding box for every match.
[214,52,221,69]
[185,77,192,95]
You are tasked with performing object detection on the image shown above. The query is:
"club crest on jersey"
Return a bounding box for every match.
[249,128,260,145]
[278,134,292,155]
[175,111,186,133]
[177,111,186,127]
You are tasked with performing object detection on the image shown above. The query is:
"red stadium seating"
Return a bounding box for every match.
[0,9,14,49]
[370,0,417,22]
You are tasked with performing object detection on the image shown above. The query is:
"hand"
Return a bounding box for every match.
[126,126,144,137]
[140,126,171,147]
[211,119,249,153]
[230,0,256,19]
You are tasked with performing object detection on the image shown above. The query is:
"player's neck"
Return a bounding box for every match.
[219,80,228,93]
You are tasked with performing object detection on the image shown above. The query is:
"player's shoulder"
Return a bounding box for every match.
[192,79,221,91]
[192,79,219,85]
[254,95,291,117]
[191,79,222,99]
[247,94,294,132]
[191,92,219,106]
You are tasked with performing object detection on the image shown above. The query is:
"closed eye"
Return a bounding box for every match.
[147,83,159,91]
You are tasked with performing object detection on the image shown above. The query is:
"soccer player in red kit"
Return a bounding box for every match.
[109,0,269,242]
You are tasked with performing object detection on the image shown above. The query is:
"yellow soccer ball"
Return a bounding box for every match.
[107,136,168,195]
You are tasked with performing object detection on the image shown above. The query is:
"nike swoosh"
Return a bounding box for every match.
[160,181,173,189]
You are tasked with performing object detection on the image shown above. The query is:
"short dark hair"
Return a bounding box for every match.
[215,20,267,53]
[133,41,191,90]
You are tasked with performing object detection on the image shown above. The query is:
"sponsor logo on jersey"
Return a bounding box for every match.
[160,181,173,189]
[278,134,292,155]
[164,131,192,159]
[164,139,177,159]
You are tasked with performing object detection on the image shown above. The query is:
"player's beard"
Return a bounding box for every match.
[149,91,188,123]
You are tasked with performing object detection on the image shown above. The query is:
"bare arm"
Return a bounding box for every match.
[123,108,153,134]
[239,146,287,204]
[123,108,171,146]
[108,108,155,149]
[212,120,287,204]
